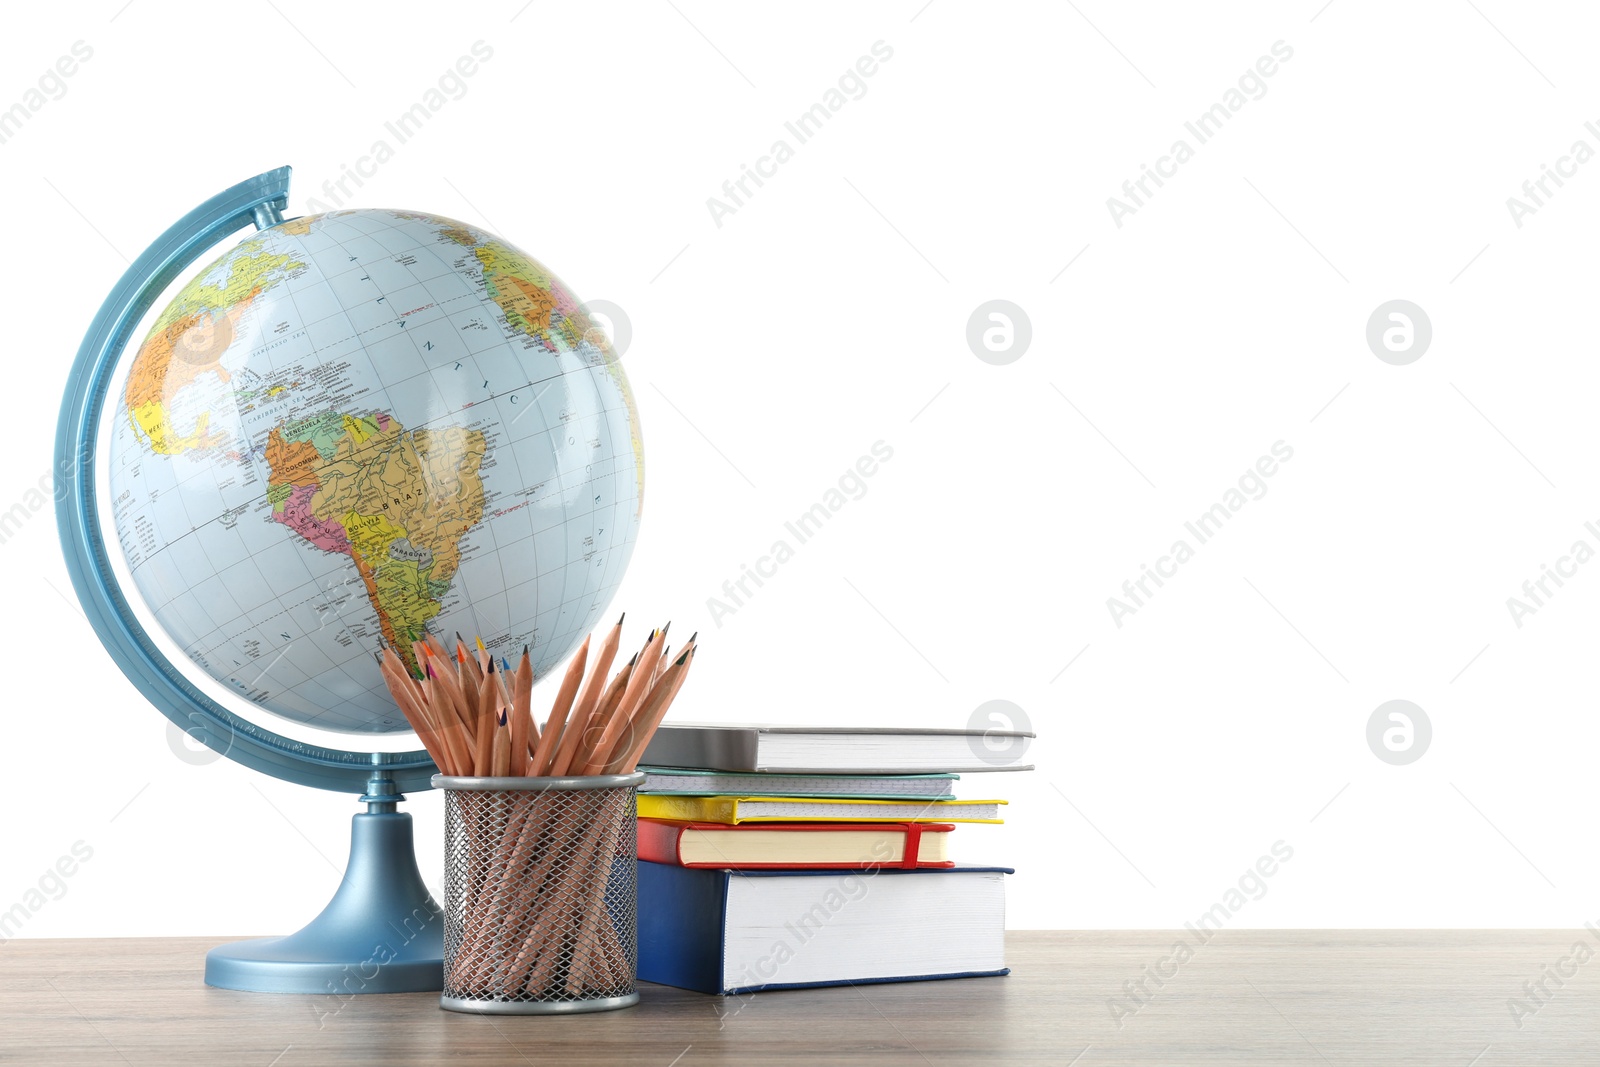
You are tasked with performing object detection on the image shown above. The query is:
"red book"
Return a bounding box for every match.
[636,819,956,870]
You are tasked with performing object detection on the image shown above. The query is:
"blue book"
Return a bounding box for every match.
[636,860,1012,995]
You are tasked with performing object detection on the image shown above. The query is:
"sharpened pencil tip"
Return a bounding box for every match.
[675,651,688,666]
[498,709,508,727]
[687,632,698,644]
[617,612,625,626]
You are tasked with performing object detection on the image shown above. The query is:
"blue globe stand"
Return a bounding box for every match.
[55,167,444,994]
[201,768,444,994]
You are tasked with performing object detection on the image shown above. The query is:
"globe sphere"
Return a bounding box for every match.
[105,208,642,734]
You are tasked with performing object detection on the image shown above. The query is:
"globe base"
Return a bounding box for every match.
[204,809,443,994]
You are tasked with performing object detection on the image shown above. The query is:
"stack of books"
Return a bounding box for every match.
[633,722,1033,995]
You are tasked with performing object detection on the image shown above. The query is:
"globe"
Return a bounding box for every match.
[104,206,643,734]
[57,167,646,994]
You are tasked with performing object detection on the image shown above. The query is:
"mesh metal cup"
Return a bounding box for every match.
[432,773,644,1014]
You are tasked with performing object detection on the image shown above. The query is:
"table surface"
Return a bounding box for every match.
[0,931,1592,1065]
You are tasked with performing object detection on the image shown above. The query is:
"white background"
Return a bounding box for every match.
[3,0,1597,939]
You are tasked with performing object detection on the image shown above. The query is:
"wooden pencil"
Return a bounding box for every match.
[605,647,693,774]
[490,653,513,706]
[457,646,483,730]
[431,674,476,775]
[548,614,624,776]
[474,660,499,775]
[529,634,588,776]
[426,652,477,748]
[428,659,470,751]
[381,657,444,765]
[585,629,689,774]
[589,627,663,768]
[570,656,635,775]
[565,812,629,994]
[514,646,536,770]
[504,655,531,777]
[648,622,671,687]
[491,709,511,776]
[378,653,453,773]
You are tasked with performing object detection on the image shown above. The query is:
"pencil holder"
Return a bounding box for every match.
[433,773,645,1014]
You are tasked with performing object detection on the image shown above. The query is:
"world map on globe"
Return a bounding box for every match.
[106,209,643,734]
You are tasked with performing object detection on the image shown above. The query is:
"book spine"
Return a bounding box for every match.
[635,861,731,994]
[634,818,686,865]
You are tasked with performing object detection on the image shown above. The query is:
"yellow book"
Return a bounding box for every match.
[636,794,1005,825]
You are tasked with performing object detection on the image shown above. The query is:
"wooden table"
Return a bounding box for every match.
[1,931,1592,1064]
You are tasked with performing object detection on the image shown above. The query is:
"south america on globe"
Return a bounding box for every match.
[108,209,643,734]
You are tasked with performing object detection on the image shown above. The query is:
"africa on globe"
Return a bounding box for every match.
[107,209,643,734]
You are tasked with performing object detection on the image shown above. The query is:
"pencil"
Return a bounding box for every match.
[595,627,663,766]
[384,649,473,775]
[606,647,694,773]
[529,634,588,776]
[457,645,483,728]
[623,626,668,717]
[548,613,623,776]
[504,655,532,777]
[474,660,500,775]
[648,622,671,687]
[571,655,635,775]
[378,653,451,772]
[416,662,470,771]
[424,649,477,748]
[491,709,511,776]
[514,646,536,770]
[565,811,629,994]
